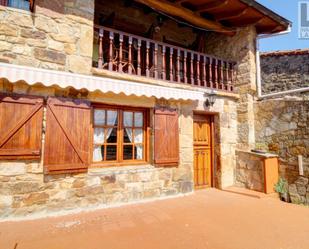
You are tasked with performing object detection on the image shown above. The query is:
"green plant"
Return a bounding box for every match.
[274,178,288,194]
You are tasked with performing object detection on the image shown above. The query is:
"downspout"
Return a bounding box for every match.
[256,25,292,99]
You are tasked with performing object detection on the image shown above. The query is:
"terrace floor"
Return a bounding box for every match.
[2,188,309,249]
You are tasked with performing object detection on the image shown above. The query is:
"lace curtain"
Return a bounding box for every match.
[93,110,118,162]
[124,112,143,160]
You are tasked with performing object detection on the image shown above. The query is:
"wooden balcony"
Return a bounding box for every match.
[93,25,236,92]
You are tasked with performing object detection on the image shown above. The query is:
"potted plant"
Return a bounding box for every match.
[274,178,289,202]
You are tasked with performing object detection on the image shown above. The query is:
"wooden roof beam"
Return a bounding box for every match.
[197,0,229,13]
[230,16,264,26]
[174,0,188,4]
[135,0,235,35]
[215,8,249,21]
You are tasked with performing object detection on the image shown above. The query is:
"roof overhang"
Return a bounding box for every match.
[0,63,205,101]
[136,0,291,35]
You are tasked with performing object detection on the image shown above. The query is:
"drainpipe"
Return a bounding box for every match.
[256,25,292,99]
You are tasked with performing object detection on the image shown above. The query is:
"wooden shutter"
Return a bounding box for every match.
[154,107,179,166]
[0,93,43,160]
[44,97,91,174]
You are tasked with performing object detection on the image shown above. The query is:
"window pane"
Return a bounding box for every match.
[134,112,143,127]
[93,145,104,162]
[106,145,117,160]
[134,129,143,143]
[123,145,133,160]
[94,128,104,144]
[124,128,133,143]
[8,0,30,10]
[123,111,133,127]
[106,127,117,143]
[134,145,143,160]
[107,110,118,126]
[94,110,105,125]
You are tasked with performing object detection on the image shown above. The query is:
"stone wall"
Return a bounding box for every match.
[288,176,309,205]
[261,50,309,94]
[255,98,309,183]
[205,26,257,151]
[0,0,94,74]
[235,151,265,192]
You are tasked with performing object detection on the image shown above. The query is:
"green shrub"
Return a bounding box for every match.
[274,178,288,194]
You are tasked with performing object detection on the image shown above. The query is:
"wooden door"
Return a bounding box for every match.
[193,114,213,188]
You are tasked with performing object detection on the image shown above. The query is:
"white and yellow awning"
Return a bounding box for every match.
[0,63,205,101]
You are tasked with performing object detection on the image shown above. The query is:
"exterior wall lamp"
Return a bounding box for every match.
[204,90,217,107]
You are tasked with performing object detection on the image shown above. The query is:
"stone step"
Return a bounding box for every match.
[222,186,280,200]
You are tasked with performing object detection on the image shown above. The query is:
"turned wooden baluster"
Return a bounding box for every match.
[176,49,180,83]
[146,41,150,77]
[154,43,158,79]
[209,57,213,88]
[98,28,104,69]
[190,53,194,85]
[214,58,218,89]
[162,45,166,80]
[183,51,187,84]
[202,55,206,87]
[118,34,123,73]
[230,62,234,91]
[169,47,173,81]
[137,39,141,76]
[224,61,229,91]
[220,60,224,89]
[128,36,133,74]
[108,31,114,71]
[196,54,200,86]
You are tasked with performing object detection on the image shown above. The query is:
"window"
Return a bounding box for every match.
[1,0,32,11]
[92,106,148,165]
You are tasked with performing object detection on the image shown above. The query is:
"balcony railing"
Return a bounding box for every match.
[93,25,236,92]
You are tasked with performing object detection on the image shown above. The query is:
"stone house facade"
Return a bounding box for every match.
[0,0,290,219]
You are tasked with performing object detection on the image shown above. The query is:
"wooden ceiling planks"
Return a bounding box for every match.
[135,0,236,35]
[163,0,290,34]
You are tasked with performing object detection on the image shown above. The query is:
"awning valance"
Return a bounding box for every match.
[0,63,204,101]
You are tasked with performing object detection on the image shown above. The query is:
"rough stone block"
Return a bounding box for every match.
[0,163,26,176]
[23,192,49,206]
[34,48,66,65]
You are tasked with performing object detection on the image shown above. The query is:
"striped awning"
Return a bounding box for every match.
[0,62,205,101]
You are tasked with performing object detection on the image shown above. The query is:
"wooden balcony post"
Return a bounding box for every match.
[209,57,213,88]
[196,53,200,86]
[108,31,114,71]
[183,50,187,84]
[220,60,224,89]
[118,34,123,72]
[202,55,206,87]
[146,41,150,77]
[98,28,104,69]
[137,39,141,76]
[162,45,166,80]
[154,43,158,79]
[190,53,194,85]
[169,47,173,81]
[214,58,218,89]
[176,49,180,83]
[128,36,133,74]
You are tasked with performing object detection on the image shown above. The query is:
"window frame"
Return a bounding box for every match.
[90,103,150,167]
[0,0,34,12]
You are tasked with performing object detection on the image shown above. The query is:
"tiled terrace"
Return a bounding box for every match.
[2,188,309,249]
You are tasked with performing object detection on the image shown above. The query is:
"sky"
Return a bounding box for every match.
[256,0,309,52]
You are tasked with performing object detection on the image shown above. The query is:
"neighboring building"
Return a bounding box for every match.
[0,0,290,218]
[261,49,309,94]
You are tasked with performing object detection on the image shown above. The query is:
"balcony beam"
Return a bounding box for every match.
[134,0,235,35]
